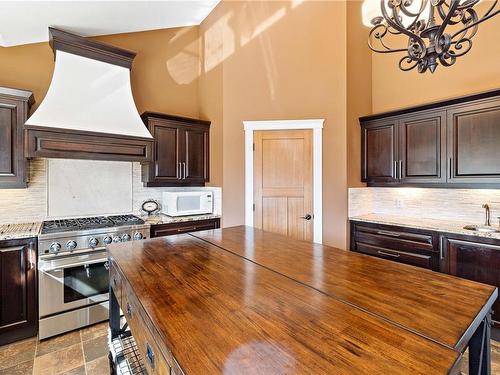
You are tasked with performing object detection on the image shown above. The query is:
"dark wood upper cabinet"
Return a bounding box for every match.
[440,236,500,327]
[0,237,37,345]
[361,119,398,184]
[360,89,500,187]
[141,112,210,187]
[399,111,446,184]
[447,97,500,184]
[0,87,34,189]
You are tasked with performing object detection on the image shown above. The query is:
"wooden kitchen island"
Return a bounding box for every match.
[107,226,497,375]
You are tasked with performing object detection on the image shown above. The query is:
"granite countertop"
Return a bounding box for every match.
[139,213,221,226]
[349,213,500,240]
[0,222,42,241]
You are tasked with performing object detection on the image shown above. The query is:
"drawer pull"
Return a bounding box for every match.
[377,250,400,258]
[146,343,155,370]
[126,302,132,318]
[376,230,401,237]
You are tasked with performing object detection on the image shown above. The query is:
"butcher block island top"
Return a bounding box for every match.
[107,226,497,375]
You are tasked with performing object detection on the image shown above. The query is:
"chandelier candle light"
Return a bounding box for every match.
[362,0,499,73]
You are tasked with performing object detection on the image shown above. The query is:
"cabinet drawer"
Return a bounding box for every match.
[355,242,433,270]
[123,284,172,374]
[354,224,434,253]
[151,218,220,238]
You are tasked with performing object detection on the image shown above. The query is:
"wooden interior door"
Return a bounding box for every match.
[253,130,313,241]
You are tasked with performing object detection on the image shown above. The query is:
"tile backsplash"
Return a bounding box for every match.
[349,187,500,224]
[0,159,222,225]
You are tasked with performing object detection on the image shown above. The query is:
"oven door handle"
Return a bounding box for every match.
[40,257,108,273]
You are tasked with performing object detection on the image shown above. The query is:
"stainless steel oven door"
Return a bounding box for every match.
[38,249,109,318]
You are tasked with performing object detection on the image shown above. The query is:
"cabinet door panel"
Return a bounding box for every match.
[362,120,398,184]
[443,238,500,325]
[0,105,15,176]
[0,246,26,325]
[155,125,180,180]
[184,128,208,183]
[448,98,500,183]
[400,111,446,183]
[0,239,37,345]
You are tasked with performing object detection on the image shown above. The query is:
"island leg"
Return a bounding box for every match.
[109,285,121,339]
[468,312,492,375]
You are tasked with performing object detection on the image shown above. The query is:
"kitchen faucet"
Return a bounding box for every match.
[482,204,491,226]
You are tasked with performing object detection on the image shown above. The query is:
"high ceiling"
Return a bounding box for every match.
[0,1,220,47]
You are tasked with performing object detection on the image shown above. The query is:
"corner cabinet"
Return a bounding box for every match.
[141,112,210,187]
[360,89,500,187]
[0,237,37,345]
[440,235,500,327]
[0,87,34,188]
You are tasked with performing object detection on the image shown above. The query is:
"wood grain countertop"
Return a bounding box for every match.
[108,229,467,374]
[192,226,498,352]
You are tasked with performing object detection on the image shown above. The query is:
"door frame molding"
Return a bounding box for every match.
[243,119,324,243]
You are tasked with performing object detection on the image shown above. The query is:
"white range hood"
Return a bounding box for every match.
[26,50,152,139]
[24,28,153,162]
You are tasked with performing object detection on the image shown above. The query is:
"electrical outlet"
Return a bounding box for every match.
[395,199,404,208]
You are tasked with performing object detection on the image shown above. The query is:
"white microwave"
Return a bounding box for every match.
[162,191,213,217]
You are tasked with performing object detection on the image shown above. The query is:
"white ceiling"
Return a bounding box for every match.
[0,1,220,47]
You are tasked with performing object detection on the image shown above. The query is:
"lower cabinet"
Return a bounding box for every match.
[350,220,500,327]
[0,237,37,345]
[151,218,221,238]
[350,221,440,271]
[440,236,500,327]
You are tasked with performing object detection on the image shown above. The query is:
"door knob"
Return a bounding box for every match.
[300,214,312,220]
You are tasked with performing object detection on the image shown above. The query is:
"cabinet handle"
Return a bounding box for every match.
[377,250,400,258]
[28,243,35,270]
[146,343,155,370]
[177,162,182,180]
[449,157,452,179]
[439,236,445,260]
[126,302,132,318]
[394,161,398,179]
[399,160,403,180]
[183,162,187,179]
[376,230,401,237]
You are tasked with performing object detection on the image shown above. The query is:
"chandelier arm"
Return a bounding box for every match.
[450,6,500,40]
[435,0,461,43]
[399,0,428,18]
[381,0,427,55]
[456,0,482,10]
[367,26,409,54]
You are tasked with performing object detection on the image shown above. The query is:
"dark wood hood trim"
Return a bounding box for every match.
[24,125,153,162]
[49,27,136,69]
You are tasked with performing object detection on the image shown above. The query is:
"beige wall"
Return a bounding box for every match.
[0,26,201,117]
[200,0,348,248]
[347,0,371,189]
[371,2,500,113]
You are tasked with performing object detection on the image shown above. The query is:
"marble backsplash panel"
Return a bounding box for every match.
[349,187,500,225]
[0,159,221,225]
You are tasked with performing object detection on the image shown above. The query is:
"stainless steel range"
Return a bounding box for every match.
[38,214,149,339]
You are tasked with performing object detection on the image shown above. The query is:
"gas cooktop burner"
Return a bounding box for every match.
[42,214,144,234]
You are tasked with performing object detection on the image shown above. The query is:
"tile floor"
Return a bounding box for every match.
[0,322,109,375]
[0,323,498,374]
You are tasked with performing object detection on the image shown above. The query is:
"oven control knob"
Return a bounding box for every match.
[134,232,144,240]
[49,242,61,254]
[103,236,112,245]
[89,237,99,248]
[66,240,77,251]
[121,234,131,242]
[113,236,121,243]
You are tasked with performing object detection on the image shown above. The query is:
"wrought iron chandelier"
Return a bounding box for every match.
[362,0,499,73]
